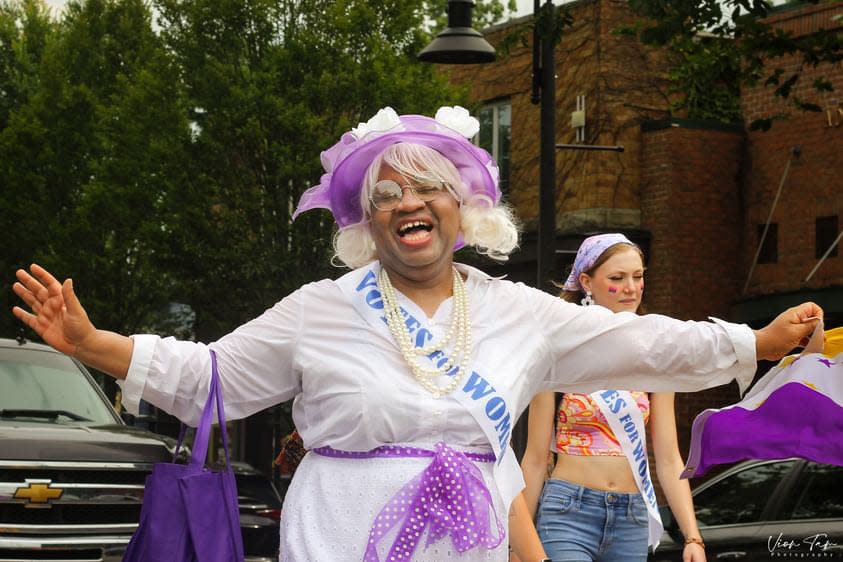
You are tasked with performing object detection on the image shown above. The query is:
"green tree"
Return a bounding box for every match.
[0,1,64,338]
[0,0,187,338]
[151,0,482,339]
[0,0,52,128]
[63,0,191,335]
[627,0,843,128]
[425,0,517,31]
[4,0,517,342]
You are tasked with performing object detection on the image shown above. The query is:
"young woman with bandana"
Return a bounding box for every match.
[13,107,821,562]
[513,234,705,562]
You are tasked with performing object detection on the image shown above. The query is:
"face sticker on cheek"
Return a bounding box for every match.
[607,286,618,294]
[639,281,645,291]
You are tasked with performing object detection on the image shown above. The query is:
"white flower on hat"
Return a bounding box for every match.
[351,107,401,140]
[435,105,480,139]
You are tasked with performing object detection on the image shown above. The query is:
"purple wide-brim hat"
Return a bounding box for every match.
[293,108,501,228]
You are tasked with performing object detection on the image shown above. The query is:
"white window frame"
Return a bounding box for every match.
[475,100,511,191]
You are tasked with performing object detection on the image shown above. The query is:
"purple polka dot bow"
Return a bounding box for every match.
[357,442,504,561]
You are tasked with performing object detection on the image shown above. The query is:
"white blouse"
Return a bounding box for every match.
[118,262,756,561]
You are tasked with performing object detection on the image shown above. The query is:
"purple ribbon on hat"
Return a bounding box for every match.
[562,233,635,292]
[312,442,504,561]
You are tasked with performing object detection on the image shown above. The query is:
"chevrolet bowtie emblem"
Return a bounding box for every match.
[14,480,64,506]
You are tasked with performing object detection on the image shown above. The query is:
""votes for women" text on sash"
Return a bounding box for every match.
[336,263,524,511]
[591,389,663,550]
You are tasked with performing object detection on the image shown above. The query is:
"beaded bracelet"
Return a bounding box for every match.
[685,537,705,549]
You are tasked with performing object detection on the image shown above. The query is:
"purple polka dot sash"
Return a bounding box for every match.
[312,442,504,561]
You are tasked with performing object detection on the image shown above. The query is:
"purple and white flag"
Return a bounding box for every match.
[682,325,843,478]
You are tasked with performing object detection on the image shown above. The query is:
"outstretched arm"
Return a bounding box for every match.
[525,280,826,395]
[13,263,133,379]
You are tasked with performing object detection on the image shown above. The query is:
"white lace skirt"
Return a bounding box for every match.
[278,445,508,561]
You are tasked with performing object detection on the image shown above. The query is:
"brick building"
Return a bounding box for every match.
[445,0,843,481]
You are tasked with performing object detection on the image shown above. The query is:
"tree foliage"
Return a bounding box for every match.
[2,0,188,338]
[425,0,517,31]
[627,0,843,127]
[1,0,515,341]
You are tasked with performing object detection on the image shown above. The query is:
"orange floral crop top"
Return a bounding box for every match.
[555,392,650,456]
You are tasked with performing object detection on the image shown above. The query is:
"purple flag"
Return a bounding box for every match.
[682,328,843,478]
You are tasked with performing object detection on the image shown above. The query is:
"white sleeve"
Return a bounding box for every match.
[118,287,305,426]
[515,285,757,395]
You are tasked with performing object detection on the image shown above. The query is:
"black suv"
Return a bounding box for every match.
[0,337,281,561]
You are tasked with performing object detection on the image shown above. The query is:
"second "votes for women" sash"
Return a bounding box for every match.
[591,389,663,550]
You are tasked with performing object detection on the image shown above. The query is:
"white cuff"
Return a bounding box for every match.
[116,334,158,414]
[709,317,757,395]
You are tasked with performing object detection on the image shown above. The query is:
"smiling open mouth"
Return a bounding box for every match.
[397,220,433,238]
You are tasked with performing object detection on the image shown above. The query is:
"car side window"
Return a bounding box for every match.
[693,460,797,526]
[779,463,843,520]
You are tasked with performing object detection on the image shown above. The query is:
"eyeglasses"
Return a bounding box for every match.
[369,178,458,212]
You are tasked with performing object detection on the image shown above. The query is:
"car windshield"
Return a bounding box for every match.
[0,347,117,425]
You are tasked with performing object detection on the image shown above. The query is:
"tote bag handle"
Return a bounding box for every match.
[172,349,232,468]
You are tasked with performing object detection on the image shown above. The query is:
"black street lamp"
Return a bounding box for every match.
[418,0,496,64]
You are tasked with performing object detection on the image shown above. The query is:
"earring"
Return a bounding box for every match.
[581,291,593,306]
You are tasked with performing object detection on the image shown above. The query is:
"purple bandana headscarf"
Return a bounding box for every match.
[292,106,501,228]
[562,233,635,292]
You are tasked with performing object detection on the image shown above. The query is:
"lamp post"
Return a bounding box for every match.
[420,0,565,293]
[532,0,556,293]
[533,3,624,290]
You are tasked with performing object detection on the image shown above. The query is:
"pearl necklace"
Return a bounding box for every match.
[378,266,471,397]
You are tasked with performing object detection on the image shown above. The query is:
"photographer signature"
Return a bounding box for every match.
[769,533,840,555]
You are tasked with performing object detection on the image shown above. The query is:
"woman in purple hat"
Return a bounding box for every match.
[513,234,705,562]
[13,106,822,562]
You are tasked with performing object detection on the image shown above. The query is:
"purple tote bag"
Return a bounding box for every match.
[123,350,245,562]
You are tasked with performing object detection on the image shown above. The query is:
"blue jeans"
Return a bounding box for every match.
[536,478,649,562]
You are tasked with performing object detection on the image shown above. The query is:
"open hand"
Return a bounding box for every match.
[12,264,95,356]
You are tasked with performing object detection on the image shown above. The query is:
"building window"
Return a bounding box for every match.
[476,101,511,193]
[757,223,778,264]
[816,215,839,259]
